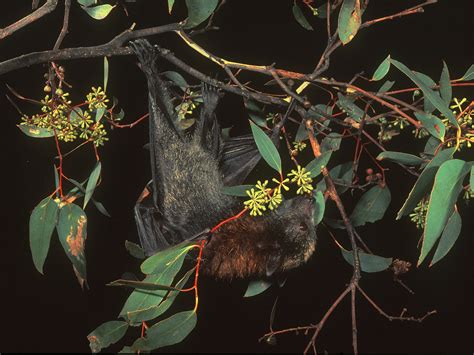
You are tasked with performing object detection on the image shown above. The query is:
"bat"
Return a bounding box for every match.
[130,39,317,279]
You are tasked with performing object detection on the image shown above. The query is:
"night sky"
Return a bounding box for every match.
[1,1,473,353]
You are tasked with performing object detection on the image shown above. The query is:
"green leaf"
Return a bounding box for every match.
[245,100,266,128]
[470,165,474,191]
[378,80,395,93]
[56,203,88,286]
[250,121,281,173]
[318,162,353,194]
[53,165,60,198]
[372,55,391,81]
[125,240,145,259]
[391,59,458,127]
[120,244,194,322]
[103,57,109,92]
[338,0,362,45]
[350,185,391,227]
[376,151,424,166]
[184,0,219,29]
[336,93,365,121]
[108,279,179,291]
[414,71,437,114]
[29,196,59,274]
[439,61,452,105]
[168,0,175,14]
[81,4,115,20]
[77,0,96,6]
[424,136,441,155]
[122,268,194,324]
[419,159,470,266]
[460,64,474,81]
[17,124,54,138]
[132,311,197,351]
[414,112,446,141]
[430,209,462,266]
[84,161,101,209]
[341,249,392,273]
[163,71,188,91]
[307,104,333,121]
[88,321,128,353]
[244,279,272,298]
[320,133,342,153]
[397,148,455,219]
[95,107,105,122]
[306,151,332,178]
[313,190,325,225]
[140,241,195,275]
[292,3,313,30]
[222,185,255,197]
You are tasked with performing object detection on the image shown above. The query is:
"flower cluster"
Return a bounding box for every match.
[243,166,313,216]
[409,199,429,229]
[20,85,119,147]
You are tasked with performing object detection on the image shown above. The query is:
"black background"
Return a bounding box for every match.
[1,1,473,353]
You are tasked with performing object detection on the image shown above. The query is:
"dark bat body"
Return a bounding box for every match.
[131,40,316,279]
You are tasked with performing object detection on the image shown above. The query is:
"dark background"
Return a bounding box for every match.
[1,1,473,353]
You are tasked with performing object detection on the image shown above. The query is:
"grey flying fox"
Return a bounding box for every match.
[130,39,317,279]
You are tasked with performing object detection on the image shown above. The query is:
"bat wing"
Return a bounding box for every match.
[220,129,281,186]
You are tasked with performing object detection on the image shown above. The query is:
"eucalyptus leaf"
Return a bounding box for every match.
[17,124,54,138]
[313,190,325,225]
[372,55,391,81]
[460,64,474,81]
[376,151,424,166]
[56,203,88,286]
[430,209,462,266]
[125,240,145,259]
[320,133,342,153]
[163,71,188,91]
[184,0,219,29]
[439,61,452,105]
[341,249,392,273]
[306,151,332,178]
[103,56,109,92]
[414,112,446,141]
[88,321,128,353]
[123,268,195,323]
[350,185,391,227]
[222,185,254,197]
[81,4,115,20]
[338,0,362,45]
[29,196,59,274]
[336,93,365,121]
[378,80,395,93]
[419,159,469,265]
[84,161,101,209]
[244,279,272,297]
[132,311,197,351]
[250,121,281,173]
[391,59,458,127]
[292,3,313,30]
[140,241,195,275]
[397,148,455,219]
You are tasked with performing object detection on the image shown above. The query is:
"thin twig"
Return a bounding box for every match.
[53,0,72,50]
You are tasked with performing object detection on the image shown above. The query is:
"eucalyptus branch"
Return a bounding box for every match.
[53,0,72,50]
[0,0,59,40]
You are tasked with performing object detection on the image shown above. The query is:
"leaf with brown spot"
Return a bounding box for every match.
[57,203,88,285]
[338,0,362,45]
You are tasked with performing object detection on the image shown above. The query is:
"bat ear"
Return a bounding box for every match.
[266,251,283,277]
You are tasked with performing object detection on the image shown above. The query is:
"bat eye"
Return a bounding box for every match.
[299,222,308,232]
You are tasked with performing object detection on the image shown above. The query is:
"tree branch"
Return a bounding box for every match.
[0,0,59,40]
